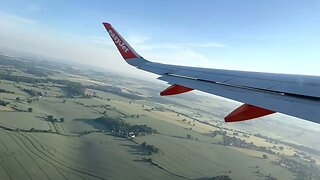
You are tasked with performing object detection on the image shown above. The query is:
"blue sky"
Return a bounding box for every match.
[0,0,319,77]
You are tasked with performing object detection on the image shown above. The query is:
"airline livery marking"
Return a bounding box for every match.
[108,30,130,53]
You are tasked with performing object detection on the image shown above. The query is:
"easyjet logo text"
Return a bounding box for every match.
[108,30,130,53]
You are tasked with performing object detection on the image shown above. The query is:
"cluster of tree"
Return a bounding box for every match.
[130,124,156,134]
[32,84,51,90]
[94,116,157,137]
[278,157,320,180]
[47,115,64,122]
[292,151,317,163]
[124,115,140,118]
[87,85,145,100]
[0,99,9,106]
[213,130,276,155]
[26,67,51,77]
[62,82,85,97]
[0,89,15,94]
[0,56,54,77]
[0,70,85,98]
[255,133,320,156]
[211,130,227,138]
[141,142,160,154]
[0,57,29,68]
[35,79,86,97]
[20,88,43,96]
[0,73,45,84]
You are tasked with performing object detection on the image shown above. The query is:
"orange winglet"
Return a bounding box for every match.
[225,104,275,122]
[160,84,193,96]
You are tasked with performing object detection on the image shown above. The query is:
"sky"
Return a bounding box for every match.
[0,0,320,78]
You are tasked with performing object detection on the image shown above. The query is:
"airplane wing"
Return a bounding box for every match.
[103,22,320,124]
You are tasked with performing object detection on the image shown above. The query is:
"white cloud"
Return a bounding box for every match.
[0,11,35,29]
[132,39,227,51]
[88,33,229,73]
[0,12,135,74]
[90,36,113,46]
[126,34,152,45]
[91,31,227,51]
[0,11,231,80]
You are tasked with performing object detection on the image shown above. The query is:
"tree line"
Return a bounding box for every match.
[94,116,157,137]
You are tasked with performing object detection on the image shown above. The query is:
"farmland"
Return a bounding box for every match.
[0,53,320,180]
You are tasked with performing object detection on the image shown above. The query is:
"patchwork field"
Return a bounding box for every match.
[0,54,320,180]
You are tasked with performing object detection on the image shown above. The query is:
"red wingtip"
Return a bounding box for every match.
[103,22,138,60]
[225,104,275,122]
[160,84,193,96]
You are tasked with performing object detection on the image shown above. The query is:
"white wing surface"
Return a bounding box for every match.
[103,22,320,124]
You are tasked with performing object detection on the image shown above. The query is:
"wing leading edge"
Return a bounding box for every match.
[103,22,320,124]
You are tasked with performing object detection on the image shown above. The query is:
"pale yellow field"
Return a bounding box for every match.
[0,106,12,111]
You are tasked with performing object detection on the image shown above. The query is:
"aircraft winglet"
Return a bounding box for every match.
[160,84,193,96]
[103,22,141,60]
[225,104,275,122]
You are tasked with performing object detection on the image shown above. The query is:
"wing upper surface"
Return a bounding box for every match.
[158,74,320,123]
[140,62,320,98]
[103,22,320,123]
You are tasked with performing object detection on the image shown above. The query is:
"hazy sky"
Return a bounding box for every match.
[0,0,320,78]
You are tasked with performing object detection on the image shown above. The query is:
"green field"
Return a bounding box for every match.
[1,54,319,180]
